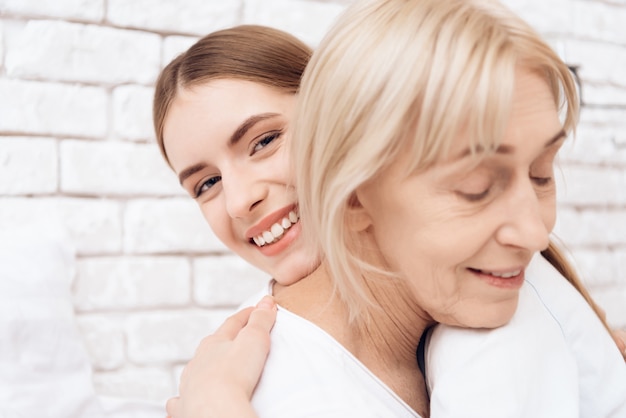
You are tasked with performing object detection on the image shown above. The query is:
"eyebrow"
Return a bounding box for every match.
[177,113,281,185]
[229,113,280,146]
[458,129,567,158]
[178,162,206,185]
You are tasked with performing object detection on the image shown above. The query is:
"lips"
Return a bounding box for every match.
[471,268,522,278]
[469,267,525,289]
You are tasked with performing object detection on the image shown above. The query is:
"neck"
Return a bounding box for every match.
[275,263,432,416]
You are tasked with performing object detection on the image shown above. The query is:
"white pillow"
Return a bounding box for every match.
[0,223,106,418]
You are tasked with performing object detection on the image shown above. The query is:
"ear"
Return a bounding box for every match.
[346,191,372,232]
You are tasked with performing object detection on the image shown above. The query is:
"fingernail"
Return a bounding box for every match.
[256,295,276,310]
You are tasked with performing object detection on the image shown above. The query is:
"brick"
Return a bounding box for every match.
[0,0,104,22]
[162,35,198,68]
[93,366,173,403]
[556,165,626,206]
[112,85,155,141]
[76,314,126,370]
[193,255,269,307]
[74,256,191,311]
[499,0,571,35]
[567,248,621,288]
[0,79,107,138]
[581,84,626,107]
[0,197,122,255]
[586,285,626,329]
[60,140,182,196]
[243,0,346,46]
[172,364,185,390]
[0,21,4,68]
[554,208,626,247]
[5,20,160,84]
[123,198,228,254]
[561,119,626,165]
[616,249,626,285]
[571,0,626,45]
[580,107,626,128]
[107,0,240,35]
[564,39,626,89]
[126,309,233,364]
[0,137,58,194]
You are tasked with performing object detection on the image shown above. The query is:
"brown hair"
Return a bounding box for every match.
[542,243,612,333]
[153,24,312,166]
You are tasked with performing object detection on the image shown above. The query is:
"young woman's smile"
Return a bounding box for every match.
[163,79,315,285]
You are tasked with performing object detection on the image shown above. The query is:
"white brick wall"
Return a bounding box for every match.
[1,0,625,408]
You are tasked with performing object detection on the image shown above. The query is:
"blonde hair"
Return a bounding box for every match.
[294,0,608,329]
[153,25,311,166]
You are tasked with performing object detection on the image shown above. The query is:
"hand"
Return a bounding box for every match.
[166,296,277,418]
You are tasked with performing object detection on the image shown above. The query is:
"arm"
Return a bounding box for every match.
[166,296,277,418]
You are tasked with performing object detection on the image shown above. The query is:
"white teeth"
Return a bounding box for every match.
[483,269,521,278]
[262,231,274,243]
[271,223,284,237]
[252,211,300,247]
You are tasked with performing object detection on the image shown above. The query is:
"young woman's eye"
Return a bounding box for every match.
[252,131,282,154]
[195,176,221,198]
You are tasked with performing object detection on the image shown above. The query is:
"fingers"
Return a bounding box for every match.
[237,296,277,349]
[212,306,256,339]
[165,396,179,418]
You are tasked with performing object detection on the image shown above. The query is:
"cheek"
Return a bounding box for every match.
[272,248,319,286]
[199,201,237,248]
[541,195,557,233]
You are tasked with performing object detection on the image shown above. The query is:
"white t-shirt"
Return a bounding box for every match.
[246,294,422,418]
[426,254,626,417]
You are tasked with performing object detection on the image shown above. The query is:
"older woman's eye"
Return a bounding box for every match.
[195,176,221,198]
[529,163,554,188]
[252,131,282,154]
[458,188,491,202]
[531,176,552,187]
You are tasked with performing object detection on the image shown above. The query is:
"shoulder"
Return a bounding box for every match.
[425,268,579,417]
[526,254,626,416]
[252,308,422,418]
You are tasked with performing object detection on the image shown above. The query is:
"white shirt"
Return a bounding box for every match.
[248,297,422,418]
[426,254,626,417]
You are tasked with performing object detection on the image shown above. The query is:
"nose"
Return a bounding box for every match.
[495,179,552,252]
[222,170,267,219]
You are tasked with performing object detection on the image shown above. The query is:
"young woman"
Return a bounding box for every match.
[154,2,626,416]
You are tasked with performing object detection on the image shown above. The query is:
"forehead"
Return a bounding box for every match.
[162,79,295,169]
[166,78,292,124]
[446,69,559,160]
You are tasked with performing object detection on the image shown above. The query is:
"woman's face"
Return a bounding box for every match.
[356,69,564,328]
[163,79,314,285]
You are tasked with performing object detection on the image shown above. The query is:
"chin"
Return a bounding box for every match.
[475,301,519,329]
[448,299,519,329]
[272,257,319,287]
